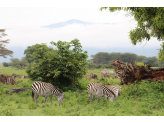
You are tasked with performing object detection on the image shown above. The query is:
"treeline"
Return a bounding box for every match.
[88,52,164,69]
[3,57,28,69]
[3,48,164,70]
[2,44,53,69]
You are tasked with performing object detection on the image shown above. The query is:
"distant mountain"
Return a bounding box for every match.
[42,19,94,29]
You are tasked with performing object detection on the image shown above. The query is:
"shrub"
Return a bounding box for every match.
[26,39,88,91]
[3,62,8,67]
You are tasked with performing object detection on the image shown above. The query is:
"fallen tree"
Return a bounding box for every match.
[0,74,29,85]
[7,87,31,93]
[112,58,164,85]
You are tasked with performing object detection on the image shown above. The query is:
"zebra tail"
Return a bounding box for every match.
[118,90,120,96]
[32,91,34,99]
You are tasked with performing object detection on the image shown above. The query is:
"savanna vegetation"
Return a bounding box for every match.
[1,39,164,116]
[0,66,164,116]
[1,7,164,116]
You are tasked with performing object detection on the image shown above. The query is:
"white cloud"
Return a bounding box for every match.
[0,7,162,50]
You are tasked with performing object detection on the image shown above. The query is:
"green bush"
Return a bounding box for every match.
[26,39,88,91]
[2,62,8,67]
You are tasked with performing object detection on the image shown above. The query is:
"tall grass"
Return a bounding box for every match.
[0,67,164,116]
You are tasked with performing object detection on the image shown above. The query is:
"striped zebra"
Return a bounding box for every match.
[106,84,121,98]
[87,82,115,104]
[32,81,65,105]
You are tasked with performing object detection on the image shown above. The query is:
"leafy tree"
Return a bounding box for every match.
[2,62,8,67]
[145,56,158,65]
[26,39,88,91]
[108,61,114,68]
[108,52,121,61]
[20,57,28,67]
[136,55,146,62]
[0,29,13,58]
[10,58,20,67]
[24,44,53,63]
[91,52,110,64]
[120,53,138,64]
[157,60,164,67]
[100,7,164,61]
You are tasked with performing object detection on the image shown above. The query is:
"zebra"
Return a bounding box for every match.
[106,84,121,98]
[87,82,115,104]
[32,81,65,105]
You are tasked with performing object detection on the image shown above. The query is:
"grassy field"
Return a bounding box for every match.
[0,66,164,116]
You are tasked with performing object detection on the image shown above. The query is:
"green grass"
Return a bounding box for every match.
[0,66,164,116]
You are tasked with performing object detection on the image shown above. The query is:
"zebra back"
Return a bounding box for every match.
[87,82,115,102]
[106,84,121,97]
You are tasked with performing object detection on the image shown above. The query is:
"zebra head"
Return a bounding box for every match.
[57,93,65,103]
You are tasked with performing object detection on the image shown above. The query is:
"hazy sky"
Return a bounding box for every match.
[0,3,163,62]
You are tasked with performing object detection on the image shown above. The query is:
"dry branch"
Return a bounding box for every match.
[7,87,31,93]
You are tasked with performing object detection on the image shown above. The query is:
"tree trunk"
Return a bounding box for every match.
[7,87,31,93]
[112,58,164,85]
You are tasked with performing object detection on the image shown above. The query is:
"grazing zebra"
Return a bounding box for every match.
[87,82,115,104]
[32,81,65,105]
[106,84,121,98]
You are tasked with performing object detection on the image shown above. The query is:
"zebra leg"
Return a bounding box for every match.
[92,95,95,101]
[50,95,52,105]
[97,96,100,103]
[91,94,95,103]
[35,94,39,105]
[43,96,48,104]
[89,93,92,104]
[102,96,104,102]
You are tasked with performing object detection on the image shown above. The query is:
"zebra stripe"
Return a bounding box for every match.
[87,82,115,104]
[106,84,121,98]
[32,81,65,105]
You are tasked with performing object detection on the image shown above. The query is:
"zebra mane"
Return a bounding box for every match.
[58,88,63,93]
[52,84,63,93]
[105,86,116,97]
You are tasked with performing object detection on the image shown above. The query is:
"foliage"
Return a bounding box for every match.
[2,62,8,67]
[26,39,88,91]
[91,52,111,64]
[15,65,20,69]
[136,55,146,62]
[19,57,28,67]
[135,61,146,67]
[91,52,162,67]
[24,44,54,63]
[100,7,164,62]
[120,53,138,64]
[10,58,20,67]
[1,67,164,116]
[0,29,13,58]
[7,57,28,68]
[127,80,164,99]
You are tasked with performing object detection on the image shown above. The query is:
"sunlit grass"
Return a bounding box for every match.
[0,67,164,116]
